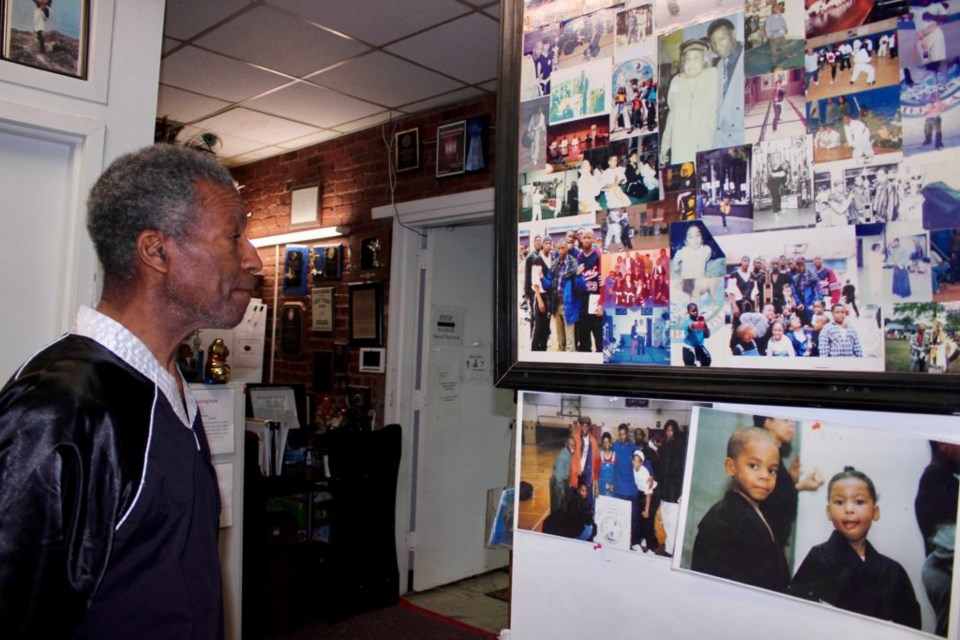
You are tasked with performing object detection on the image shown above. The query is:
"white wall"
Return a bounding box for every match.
[0,0,164,376]
[510,397,960,640]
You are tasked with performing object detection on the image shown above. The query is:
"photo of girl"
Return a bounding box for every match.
[676,406,960,638]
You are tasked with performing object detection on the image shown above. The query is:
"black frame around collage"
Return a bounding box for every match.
[492,0,960,415]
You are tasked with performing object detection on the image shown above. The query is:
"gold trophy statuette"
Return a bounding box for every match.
[205,338,231,383]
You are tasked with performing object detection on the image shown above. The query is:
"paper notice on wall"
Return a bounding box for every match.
[464,345,491,382]
[431,305,464,345]
[438,367,460,404]
[193,386,235,455]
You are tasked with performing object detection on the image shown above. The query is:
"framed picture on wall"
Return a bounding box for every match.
[349,281,383,347]
[436,120,467,177]
[491,0,960,415]
[282,245,309,295]
[2,0,90,79]
[310,243,342,282]
[279,302,306,357]
[311,286,334,333]
[394,127,420,173]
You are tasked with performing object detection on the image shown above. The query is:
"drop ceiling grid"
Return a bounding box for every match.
[158,0,501,165]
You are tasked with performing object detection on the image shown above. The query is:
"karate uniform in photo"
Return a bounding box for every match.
[844,118,874,162]
[850,46,875,84]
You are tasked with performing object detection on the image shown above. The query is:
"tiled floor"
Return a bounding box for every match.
[403,568,510,636]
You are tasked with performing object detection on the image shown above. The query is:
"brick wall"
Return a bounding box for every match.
[231,93,497,425]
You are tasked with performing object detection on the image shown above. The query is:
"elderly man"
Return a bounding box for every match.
[0,145,262,638]
[708,17,746,149]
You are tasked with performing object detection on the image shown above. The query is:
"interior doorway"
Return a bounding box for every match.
[380,189,514,593]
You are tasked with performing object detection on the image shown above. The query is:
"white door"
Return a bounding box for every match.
[411,223,514,591]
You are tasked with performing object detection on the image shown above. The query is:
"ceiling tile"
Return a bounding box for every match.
[161,46,290,102]
[163,0,254,41]
[244,82,384,129]
[384,13,499,85]
[331,110,406,134]
[163,38,182,54]
[176,125,266,158]
[265,0,471,46]
[397,87,485,115]
[192,107,319,145]
[194,6,370,78]
[276,130,343,150]
[306,52,464,108]
[157,85,231,123]
[224,146,288,167]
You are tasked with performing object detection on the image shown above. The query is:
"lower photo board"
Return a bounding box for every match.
[512,391,960,640]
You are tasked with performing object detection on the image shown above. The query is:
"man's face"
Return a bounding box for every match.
[163,179,262,330]
[832,305,847,324]
[533,237,543,251]
[814,257,823,269]
[557,241,568,258]
[618,428,629,443]
[710,26,736,59]
[542,239,553,255]
[566,437,576,453]
[740,257,749,270]
[581,230,594,251]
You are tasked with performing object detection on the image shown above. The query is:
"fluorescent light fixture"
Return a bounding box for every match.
[250,225,350,248]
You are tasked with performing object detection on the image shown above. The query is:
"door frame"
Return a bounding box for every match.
[374,187,495,593]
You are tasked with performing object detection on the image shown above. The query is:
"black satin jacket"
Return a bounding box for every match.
[0,335,223,639]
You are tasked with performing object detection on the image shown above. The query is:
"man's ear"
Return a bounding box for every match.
[137,229,170,274]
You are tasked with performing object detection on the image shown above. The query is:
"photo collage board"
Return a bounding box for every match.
[517,391,960,637]
[518,0,960,375]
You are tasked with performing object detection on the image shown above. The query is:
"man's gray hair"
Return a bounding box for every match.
[86,144,237,281]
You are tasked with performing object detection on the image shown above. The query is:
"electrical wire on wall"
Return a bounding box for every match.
[382,120,426,239]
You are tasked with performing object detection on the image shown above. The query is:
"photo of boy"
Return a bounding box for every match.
[678,406,960,637]
[788,466,923,630]
[689,426,791,590]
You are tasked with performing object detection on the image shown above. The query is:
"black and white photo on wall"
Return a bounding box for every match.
[1,0,90,79]
[283,245,309,295]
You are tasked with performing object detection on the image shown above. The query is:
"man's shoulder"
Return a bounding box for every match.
[2,335,154,432]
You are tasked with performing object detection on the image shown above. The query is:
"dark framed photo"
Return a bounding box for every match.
[2,0,90,79]
[436,120,467,178]
[360,236,384,270]
[279,302,306,358]
[349,281,383,347]
[310,243,342,282]
[394,127,420,173]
